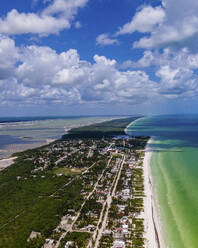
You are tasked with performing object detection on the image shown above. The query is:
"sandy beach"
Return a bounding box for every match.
[143,138,166,248]
[124,116,146,134]
[0,116,125,169]
[0,142,46,160]
[0,156,17,171]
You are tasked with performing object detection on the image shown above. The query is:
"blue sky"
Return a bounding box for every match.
[0,0,198,116]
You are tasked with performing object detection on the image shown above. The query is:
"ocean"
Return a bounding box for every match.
[127,115,198,248]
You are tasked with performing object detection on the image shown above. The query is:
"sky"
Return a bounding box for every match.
[0,0,198,116]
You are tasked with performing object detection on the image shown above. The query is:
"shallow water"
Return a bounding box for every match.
[127,115,198,248]
[0,116,114,158]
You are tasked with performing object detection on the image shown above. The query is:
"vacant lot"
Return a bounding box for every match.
[53,167,84,176]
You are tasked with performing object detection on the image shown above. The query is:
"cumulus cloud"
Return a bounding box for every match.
[0,35,18,79]
[0,36,161,106]
[122,48,198,70]
[121,51,155,69]
[1,34,198,107]
[116,6,165,36]
[42,0,87,17]
[0,0,88,35]
[156,65,198,98]
[115,0,198,50]
[121,47,198,99]
[133,0,198,49]
[96,33,119,46]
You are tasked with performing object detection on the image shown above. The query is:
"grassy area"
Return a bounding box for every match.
[112,153,122,159]
[53,167,84,176]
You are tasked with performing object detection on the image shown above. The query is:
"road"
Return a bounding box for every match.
[92,155,125,248]
[47,156,113,248]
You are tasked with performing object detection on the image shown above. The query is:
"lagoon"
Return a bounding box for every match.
[0,116,116,159]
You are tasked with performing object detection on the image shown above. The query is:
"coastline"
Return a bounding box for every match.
[143,138,165,248]
[124,116,146,134]
[0,141,48,160]
[0,156,17,171]
[0,116,127,169]
[124,117,165,248]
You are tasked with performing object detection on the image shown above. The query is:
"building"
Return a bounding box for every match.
[65,241,74,248]
[112,240,126,248]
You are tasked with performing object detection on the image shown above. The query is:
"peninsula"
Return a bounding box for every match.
[0,117,152,248]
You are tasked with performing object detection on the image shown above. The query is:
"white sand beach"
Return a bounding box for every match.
[0,117,124,168]
[143,139,166,248]
[0,157,17,171]
[0,142,45,160]
[124,117,146,134]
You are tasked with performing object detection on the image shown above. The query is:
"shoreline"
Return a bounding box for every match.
[124,115,165,248]
[143,138,165,248]
[0,141,48,160]
[0,116,127,169]
[0,156,18,171]
[124,116,146,134]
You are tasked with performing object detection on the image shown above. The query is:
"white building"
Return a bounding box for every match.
[112,240,126,248]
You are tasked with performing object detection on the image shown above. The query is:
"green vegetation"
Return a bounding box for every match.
[0,141,105,247]
[0,116,149,248]
[0,160,84,248]
[112,153,122,159]
[53,167,84,176]
[99,235,113,248]
[77,196,102,228]
[25,236,45,248]
[131,218,145,248]
[63,117,140,139]
[59,232,90,248]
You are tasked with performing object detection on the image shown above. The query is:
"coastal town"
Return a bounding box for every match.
[0,118,150,248]
[1,0,197,247]
[24,135,147,248]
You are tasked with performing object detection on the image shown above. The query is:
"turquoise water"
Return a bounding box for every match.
[127,115,198,248]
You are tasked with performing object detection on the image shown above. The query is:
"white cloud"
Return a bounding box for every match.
[0,35,18,79]
[133,0,198,49]
[156,65,198,98]
[0,0,88,36]
[114,0,198,50]
[1,35,198,107]
[123,48,198,70]
[116,6,165,35]
[42,0,87,17]
[15,46,92,90]
[121,51,155,69]
[96,33,119,46]
[75,21,82,29]
[0,9,70,35]
[53,67,87,86]
[93,55,116,66]
[0,36,159,106]
[121,47,198,99]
